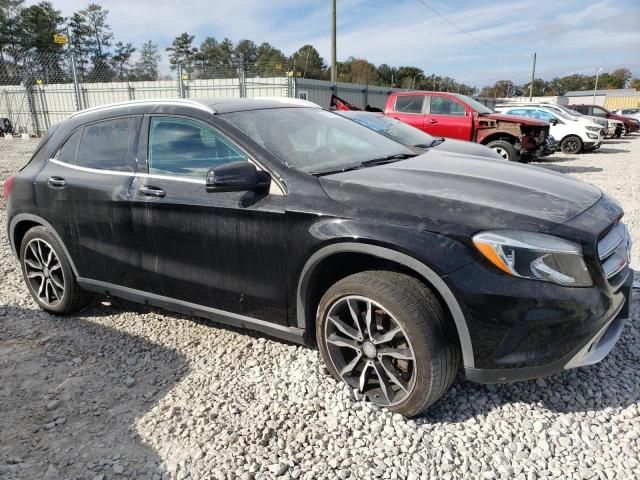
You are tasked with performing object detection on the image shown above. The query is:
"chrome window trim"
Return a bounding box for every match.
[49,158,133,176]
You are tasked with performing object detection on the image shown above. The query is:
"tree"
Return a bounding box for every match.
[216,38,234,67]
[132,40,160,81]
[291,45,325,79]
[111,41,135,79]
[376,63,397,87]
[80,3,114,81]
[254,42,285,75]
[630,78,640,91]
[350,58,378,85]
[234,39,257,64]
[0,0,26,79]
[166,32,198,73]
[608,68,632,89]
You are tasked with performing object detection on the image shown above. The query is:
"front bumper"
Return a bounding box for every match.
[447,258,632,384]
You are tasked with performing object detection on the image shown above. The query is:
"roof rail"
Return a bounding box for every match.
[69,99,215,118]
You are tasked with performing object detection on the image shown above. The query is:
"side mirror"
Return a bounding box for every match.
[549,118,558,126]
[206,161,270,193]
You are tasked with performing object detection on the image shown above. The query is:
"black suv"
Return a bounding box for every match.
[5,98,633,417]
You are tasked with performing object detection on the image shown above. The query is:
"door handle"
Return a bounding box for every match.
[47,176,67,188]
[138,185,166,198]
[428,119,438,124]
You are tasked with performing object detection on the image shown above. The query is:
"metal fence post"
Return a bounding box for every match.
[177,64,185,98]
[238,57,247,98]
[37,85,50,130]
[70,48,83,111]
[25,82,41,136]
[363,85,369,107]
[289,76,295,98]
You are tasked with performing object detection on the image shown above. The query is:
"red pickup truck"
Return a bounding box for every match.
[383,91,549,162]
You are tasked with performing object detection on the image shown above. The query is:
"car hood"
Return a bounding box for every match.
[433,137,503,160]
[480,112,548,127]
[319,151,602,236]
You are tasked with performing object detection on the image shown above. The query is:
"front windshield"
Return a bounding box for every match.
[453,94,493,114]
[348,113,436,147]
[221,108,415,174]
[551,108,573,120]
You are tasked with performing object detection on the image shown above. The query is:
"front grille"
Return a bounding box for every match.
[598,222,632,289]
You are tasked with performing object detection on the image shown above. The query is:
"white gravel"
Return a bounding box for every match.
[1,134,639,480]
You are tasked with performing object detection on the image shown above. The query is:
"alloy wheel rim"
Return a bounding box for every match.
[23,239,65,308]
[324,295,416,407]
[493,147,509,160]
[565,140,578,153]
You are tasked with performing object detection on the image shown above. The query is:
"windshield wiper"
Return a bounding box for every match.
[311,153,416,176]
[360,153,417,166]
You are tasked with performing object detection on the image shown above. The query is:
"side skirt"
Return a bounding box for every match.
[77,278,307,345]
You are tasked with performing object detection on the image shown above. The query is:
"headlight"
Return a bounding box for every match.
[472,230,592,287]
[586,126,600,132]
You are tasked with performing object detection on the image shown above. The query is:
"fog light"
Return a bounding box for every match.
[587,133,598,139]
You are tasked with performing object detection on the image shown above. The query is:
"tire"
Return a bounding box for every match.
[19,226,93,315]
[316,271,460,417]
[560,135,583,154]
[486,140,519,162]
[621,126,628,136]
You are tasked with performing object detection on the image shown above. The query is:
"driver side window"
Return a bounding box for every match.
[148,117,248,178]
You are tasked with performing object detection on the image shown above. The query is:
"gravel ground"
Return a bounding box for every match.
[1,135,639,480]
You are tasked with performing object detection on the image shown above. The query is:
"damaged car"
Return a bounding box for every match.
[5,98,633,417]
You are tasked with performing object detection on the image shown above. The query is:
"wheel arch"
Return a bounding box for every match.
[296,242,475,368]
[9,213,79,276]
[480,132,518,145]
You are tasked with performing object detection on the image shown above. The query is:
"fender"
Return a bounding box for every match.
[8,213,80,276]
[296,242,475,368]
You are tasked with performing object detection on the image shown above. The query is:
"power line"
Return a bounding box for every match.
[415,0,528,57]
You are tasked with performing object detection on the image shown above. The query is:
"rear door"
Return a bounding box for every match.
[128,114,289,324]
[424,94,472,140]
[34,116,142,286]
[385,94,426,131]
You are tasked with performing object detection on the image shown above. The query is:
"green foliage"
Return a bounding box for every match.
[132,40,160,81]
[166,32,198,73]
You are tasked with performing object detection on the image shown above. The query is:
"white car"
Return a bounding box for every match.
[495,102,621,138]
[495,105,604,154]
[613,108,640,122]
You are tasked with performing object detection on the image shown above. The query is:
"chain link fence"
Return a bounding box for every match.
[0,52,293,136]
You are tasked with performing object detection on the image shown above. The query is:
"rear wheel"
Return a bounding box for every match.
[316,271,460,417]
[560,135,583,154]
[20,226,93,314]
[486,140,519,162]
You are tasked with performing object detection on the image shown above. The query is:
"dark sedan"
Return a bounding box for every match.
[5,98,632,416]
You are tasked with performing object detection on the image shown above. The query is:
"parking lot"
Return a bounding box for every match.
[1,136,639,480]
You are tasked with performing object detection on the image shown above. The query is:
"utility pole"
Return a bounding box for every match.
[528,51,537,101]
[331,0,337,83]
[593,67,602,105]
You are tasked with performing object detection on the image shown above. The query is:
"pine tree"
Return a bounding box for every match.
[132,40,160,81]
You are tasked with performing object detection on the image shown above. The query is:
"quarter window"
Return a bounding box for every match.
[394,95,424,114]
[430,97,466,116]
[148,117,248,178]
[53,130,81,164]
[77,117,139,171]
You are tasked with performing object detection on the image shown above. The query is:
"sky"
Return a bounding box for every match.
[25,0,640,87]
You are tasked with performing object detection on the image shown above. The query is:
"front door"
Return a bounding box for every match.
[34,116,142,286]
[129,115,288,324]
[423,95,472,140]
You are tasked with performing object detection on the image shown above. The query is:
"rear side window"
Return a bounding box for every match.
[53,130,81,164]
[591,107,607,117]
[430,96,465,116]
[77,117,139,171]
[148,117,248,178]
[394,95,424,114]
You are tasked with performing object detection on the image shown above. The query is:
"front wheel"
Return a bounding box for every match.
[486,140,519,162]
[316,271,460,417]
[19,226,94,314]
[621,126,628,136]
[560,135,583,154]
